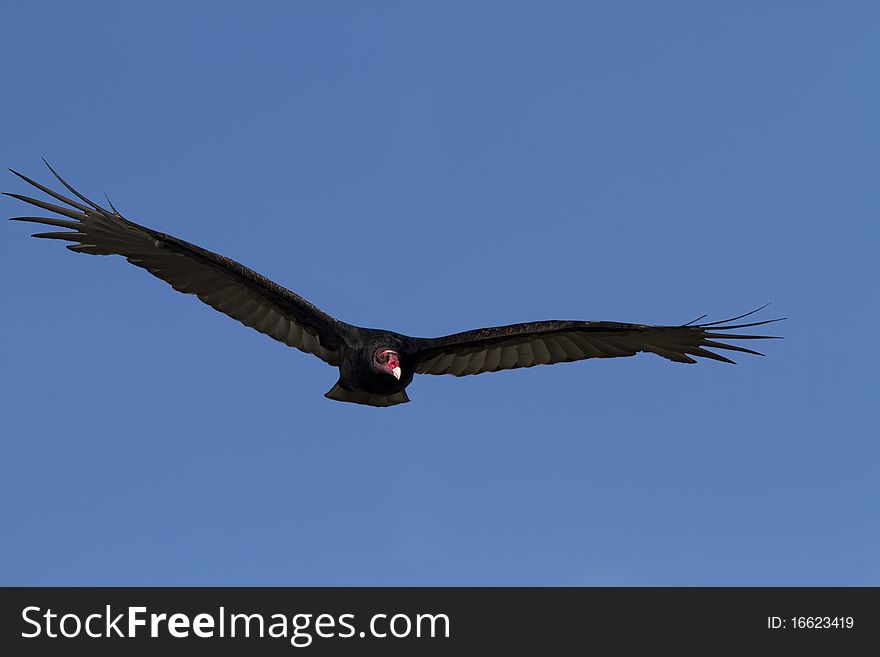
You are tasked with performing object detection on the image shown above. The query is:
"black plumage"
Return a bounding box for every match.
[6,163,783,407]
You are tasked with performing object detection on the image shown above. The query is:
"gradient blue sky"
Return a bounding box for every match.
[1,2,877,585]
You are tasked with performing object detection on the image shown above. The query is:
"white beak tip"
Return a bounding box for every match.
[392,366,402,380]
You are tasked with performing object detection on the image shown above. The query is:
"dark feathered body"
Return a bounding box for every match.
[326,329,417,406]
[5,162,784,408]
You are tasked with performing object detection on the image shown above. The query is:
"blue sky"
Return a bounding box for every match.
[1,2,877,585]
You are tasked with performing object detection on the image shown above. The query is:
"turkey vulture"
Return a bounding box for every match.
[6,162,783,407]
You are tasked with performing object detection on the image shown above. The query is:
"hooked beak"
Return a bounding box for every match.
[391,366,402,380]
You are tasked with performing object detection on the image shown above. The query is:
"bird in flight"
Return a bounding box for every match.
[6,162,783,407]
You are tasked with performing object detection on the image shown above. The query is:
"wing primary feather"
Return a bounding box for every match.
[681,313,708,326]
[32,231,87,241]
[686,347,736,364]
[700,339,764,356]
[650,347,697,364]
[104,193,122,216]
[41,159,111,213]
[692,304,771,327]
[8,169,92,212]
[10,216,80,229]
[702,318,786,331]
[2,193,83,220]
[702,332,780,340]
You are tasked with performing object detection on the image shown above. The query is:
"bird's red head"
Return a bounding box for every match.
[374,348,402,380]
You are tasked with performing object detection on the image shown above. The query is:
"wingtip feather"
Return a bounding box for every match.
[40,159,110,213]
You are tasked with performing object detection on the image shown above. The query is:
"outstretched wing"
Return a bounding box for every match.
[413,308,783,376]
[6,162,345,365]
